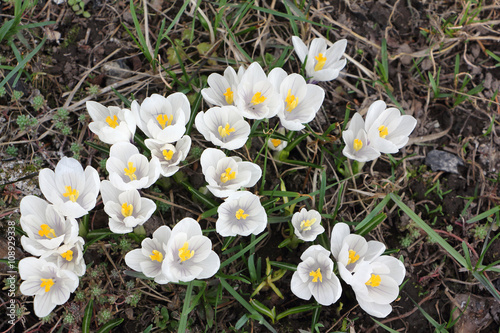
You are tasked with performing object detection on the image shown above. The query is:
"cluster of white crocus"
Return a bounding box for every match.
[291,222,406,318]
[342,100,417,163]
[125,218,220,283]
[19,157,100,317]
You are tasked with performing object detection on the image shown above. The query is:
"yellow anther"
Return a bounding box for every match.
[251,92,267,105]
[365,274,381,287]
[40,278,54,293]
[124,161,137,181]
[163,149,174,161]
[121,202,133,217]
[220,167,236,183]
[61,250,73,261]
[285,89,299,112]
[156,114,174,129]
[150,250,164,262]
[178,242,194,262]
[309,268,323,283]
[353,138,363,151]
[218,123,235,138]
[235,208,249,220]
[38,224,56,239]
[105,115,119,128]
[223,87,234,104]
[270,139,281,147]
[63,186,79,203]
[347,249,360,265]
[314,53,327,71]
[378,125,389,138]
[300,218,316,231]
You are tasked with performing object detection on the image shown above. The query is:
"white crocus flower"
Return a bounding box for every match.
[348,257,406,318]
[200,148,262,198]
[216,191,267,237]
[41,237,86,276]
[162,218,220,282]
[290,245,342,306]
[330,222,385,284]
[100,180,156,233]
[269,69,325,131]
[365,100,417,154]
[235,62,282,119]
[39,157,100,218]
[132,93,191,143]
[19,257,79,318]
[342,113,381,163]
[291,208,325,242]
[146,136,191,177]
[20,196,78,256]
[195,106,250,150]
[86,101,136,144]
[125,226,172,284]
[106,142,161,191]
[201,66,241,106]
[291,36,347,82]
[266,127,288,152]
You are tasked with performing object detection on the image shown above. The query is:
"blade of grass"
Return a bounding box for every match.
[220,232,268,269]
[82,299,93,333]
[178,281,194,333]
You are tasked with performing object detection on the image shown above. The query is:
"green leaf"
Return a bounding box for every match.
[276,304,320,321]
[355,195,391,235]
[82,299,93,333]
[178,281,194,333]
[250,299,276,323]
[96,318,124,333]
[220,232,268,269]
[466,206,500,223]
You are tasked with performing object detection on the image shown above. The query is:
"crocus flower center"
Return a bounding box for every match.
[251,92,266,105]
[347,249,360,265]
[235,208,249,220]
[105,115,119,128]
[38,224,56,239]
[150,250,163,262]
[270,139,281,147]
[61,250,73,261]
[378,125,388,138]
[121,202,133,217]
[178,242,194,262]
[156,114,173,129]
[124,161,137,181]
[40,278,54,293]
[218,123,235,138]
[63,186,79,203]
[285,89,299,112]
[220,167,236,183]
[223,87,234,104]
[300,218,316,231]
[353,138,363,151]
[314,53,327,71]
[163,149,174,161]
[365,274,381,287]
[309,268,323,283]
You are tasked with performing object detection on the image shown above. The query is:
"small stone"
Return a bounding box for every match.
[425,150,464,174]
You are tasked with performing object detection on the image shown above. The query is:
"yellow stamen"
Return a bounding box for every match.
[38,224,56,239]
[353,138,363,151]
[40,278,54,293]
[218,123,235,138]
[156,114,174,129]
[150,250,163,262]
[63,186,79,203]
[251,92,267,105]
[121,202,133,217]
[124,161,137,181]
[378,125,388,138]
[105,115,119,128]
[300,218,316,231]
[285,89,299,112]
[365,274,381,287]
[235,208,249,220]
[309,268,323,283]
[61,250,73,261]
[223,87,234,104]
[314,53,327,71]
[220,167,236,183]
[347,249,360,265]
[270,139,281,147]
[163,149,174,161]
[178,242,194,262]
